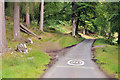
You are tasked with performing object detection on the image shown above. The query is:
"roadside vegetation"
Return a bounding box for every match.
[59,35,84,48]
[93,38,119,78]
[2,18,84,78]
[1,1,119,79]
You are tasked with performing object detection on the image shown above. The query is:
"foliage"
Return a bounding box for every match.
[93,2,119,43]
[3,19,51,78]
[5,2,119,44]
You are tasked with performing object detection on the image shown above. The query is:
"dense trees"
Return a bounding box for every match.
[94,2,119,44]
[1,1,119,47]
[0,0,7,53]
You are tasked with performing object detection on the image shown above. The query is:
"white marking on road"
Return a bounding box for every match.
[56,66,94,69]
[67,60,85,66]
[65,58,91,60]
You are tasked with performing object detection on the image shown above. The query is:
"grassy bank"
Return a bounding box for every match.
[2,50,50,78]
[59,35,84,48]
[3,20,51,78]
[2,19,84,78]
[94,38,119,78]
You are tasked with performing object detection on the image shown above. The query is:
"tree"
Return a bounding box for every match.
[110,13,120,44]
[0,0,7,53]
[76,3,95,35]
[75,11,81,34]
[94,2,120,44]
[72,2,76,37]
[40,0,44,31]
[13,2,21,40]
[5,2,14,17]
[70,2,95,36]
[26,3,30,27]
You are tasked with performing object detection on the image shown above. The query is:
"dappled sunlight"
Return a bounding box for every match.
[79,33,96,39]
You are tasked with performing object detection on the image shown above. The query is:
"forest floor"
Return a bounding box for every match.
[2,19,84,78]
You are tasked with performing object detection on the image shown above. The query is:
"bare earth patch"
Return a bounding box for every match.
[92,45,106,51]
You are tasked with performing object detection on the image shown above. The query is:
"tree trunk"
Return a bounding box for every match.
[37,3,41,25]
[83,24,88,35]
[13,2,21,40]
[26,3,30,27]
[37,17,40,25]
[72,17,76,37]
[75,19,79,34]
[108,32,111,39]
[83,29,85,35]
[72,2,76,37]
[0,0,8,53]
[76,11,81,34]
[40,0,44,31]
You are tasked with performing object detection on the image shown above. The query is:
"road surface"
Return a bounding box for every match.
[42,39,109,78]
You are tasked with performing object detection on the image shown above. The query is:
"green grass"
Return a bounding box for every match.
[94,38,119,78]
[94,38,111,46]
[0,56,1,80]
[59,35,84,48]
[2,19,51,78]
[2,49,50,78]
[3,18,85,78]
[52,35,62,42]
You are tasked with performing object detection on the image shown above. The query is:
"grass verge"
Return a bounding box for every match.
[2,49,50,78]
[2,19,51,78]
[94,38,119,78]
[59,35,84,48]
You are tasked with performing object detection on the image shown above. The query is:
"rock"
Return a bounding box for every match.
[50,58,56,61]
[28,57,34,59]
[25,38,33,44]
[43,69,46,71]
[28,48,31,50]
[15,43,28,54]
[91,59,97,62]
[11,52,13,54]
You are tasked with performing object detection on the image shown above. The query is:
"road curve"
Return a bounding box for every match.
[42,39,108,78]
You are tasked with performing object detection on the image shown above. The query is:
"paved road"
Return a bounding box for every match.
[42,39,108,78]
